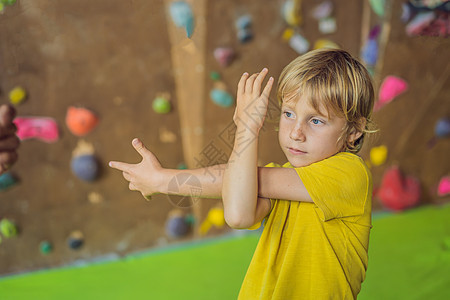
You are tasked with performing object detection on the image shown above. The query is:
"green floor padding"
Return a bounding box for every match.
[1,204,449,300]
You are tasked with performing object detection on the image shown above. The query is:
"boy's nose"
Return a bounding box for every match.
[289,125,305,142]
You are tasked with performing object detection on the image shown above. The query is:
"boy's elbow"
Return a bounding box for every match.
[224,210,254,229]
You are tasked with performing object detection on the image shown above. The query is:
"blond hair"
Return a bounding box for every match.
[277,48,376,153]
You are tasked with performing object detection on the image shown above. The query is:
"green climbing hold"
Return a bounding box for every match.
[210,71,221,81]
[152,97,171,114]
[40,240,53,255]
[0,218,18,238]
[1,0,17,6]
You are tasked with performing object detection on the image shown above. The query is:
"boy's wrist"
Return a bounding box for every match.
[235,121,262,136]
[157,168,171,194]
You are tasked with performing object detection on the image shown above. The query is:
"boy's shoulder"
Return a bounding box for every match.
[281,152,367,169]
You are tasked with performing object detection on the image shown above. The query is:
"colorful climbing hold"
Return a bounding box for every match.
[369,0,386,17]
[313,39,339,50]
[370,145,388,166]
[166,210,190,238]
[14,117,60,143]
[200,206,225,235]
[281,28,295,41]
[0,218,18,238]
[67,230,84,250]
[312,1,333,20]
[65,106,99,136]
[210,71,221,81]
[361,39,378,67]
[235,14,252,30]
[177,162,187,170]
[40,240,53,255]
[437,176,450,197]
[405,11,436,36]
[282,0,302,27]
[152,96,171,114]
[237,28,253,43]
[318,17,336,34]
[0,172,17,191]
[71,154,99,182]
[213,47,235,67]
[289,33,309,54]
[375,76,408,111]
[377,166,421,212]
[1,0,17,5]
[435,117,450,138]
[9,86,26,105]
[210,88,234,108]
[208,207,225,227]
[169,1,194,38]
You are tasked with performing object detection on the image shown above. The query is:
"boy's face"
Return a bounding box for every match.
[278,95,348,168]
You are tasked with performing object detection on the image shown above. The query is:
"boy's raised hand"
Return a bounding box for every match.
[109,138,163,200]
[233,68,274,132]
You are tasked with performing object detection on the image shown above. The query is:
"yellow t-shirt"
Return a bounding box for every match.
[238,152,372,300]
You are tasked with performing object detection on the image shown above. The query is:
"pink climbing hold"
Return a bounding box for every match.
[437,176,450,197]
[377,166,421,212]
[14,117,59,143]
[213,47,235,67]
[375,76,409,111]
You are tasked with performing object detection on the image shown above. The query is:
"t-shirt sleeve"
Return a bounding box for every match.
[295,154,371,222]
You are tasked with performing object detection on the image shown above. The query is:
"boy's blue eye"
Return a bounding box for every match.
[284,112,293,118]
[312,119,323,125]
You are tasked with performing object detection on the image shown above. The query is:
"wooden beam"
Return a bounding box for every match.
[165,0,207,237]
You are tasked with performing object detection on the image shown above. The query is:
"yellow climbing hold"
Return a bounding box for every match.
[370,145,388,166]
[9,86,26,105]
[314,39,340,50]
[282,28,295,41]
[199,207,225,235]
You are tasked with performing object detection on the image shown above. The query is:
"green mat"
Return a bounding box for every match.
[1,205,449,300]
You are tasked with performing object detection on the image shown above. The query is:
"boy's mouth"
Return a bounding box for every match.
[288,147,306,155]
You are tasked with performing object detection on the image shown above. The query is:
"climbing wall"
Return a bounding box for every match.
[0,0,448,277]
[358,0,450,210]
[0,0,186,275]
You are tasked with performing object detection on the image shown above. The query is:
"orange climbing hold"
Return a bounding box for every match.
[65,106,99,136]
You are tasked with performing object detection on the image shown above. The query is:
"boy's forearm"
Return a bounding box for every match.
[222,125,259,228]
[158,165,226,199]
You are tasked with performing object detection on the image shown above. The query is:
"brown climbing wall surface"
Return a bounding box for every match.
[0,0,448,276]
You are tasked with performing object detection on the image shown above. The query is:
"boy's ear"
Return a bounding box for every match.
[347,118,366,143]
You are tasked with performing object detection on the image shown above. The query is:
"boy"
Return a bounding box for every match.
[110,48,375,299]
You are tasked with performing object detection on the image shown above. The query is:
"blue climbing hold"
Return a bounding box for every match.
[166,215,190,238]
[71,154,99,182]
[210,89,234,108]
[435,118,450,138]
[169,1,194,38]
[361,39,378,66]
[0,172,17,191]
[235,15,252,29]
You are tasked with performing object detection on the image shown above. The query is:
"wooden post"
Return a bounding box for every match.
[165,0,207,237]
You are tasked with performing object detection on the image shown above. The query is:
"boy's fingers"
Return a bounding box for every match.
[132,138,148,158]
[122,172,132,182]
[261,77,274,100]
[0,124,17,138]
[237,72,249,95]
[0,104,16,126]
[129,182,137,191]
[108,161,130,172]
[245,73,258,94]
[0,135,20,151]
[253,68,268,94]
[0,151,18,167]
